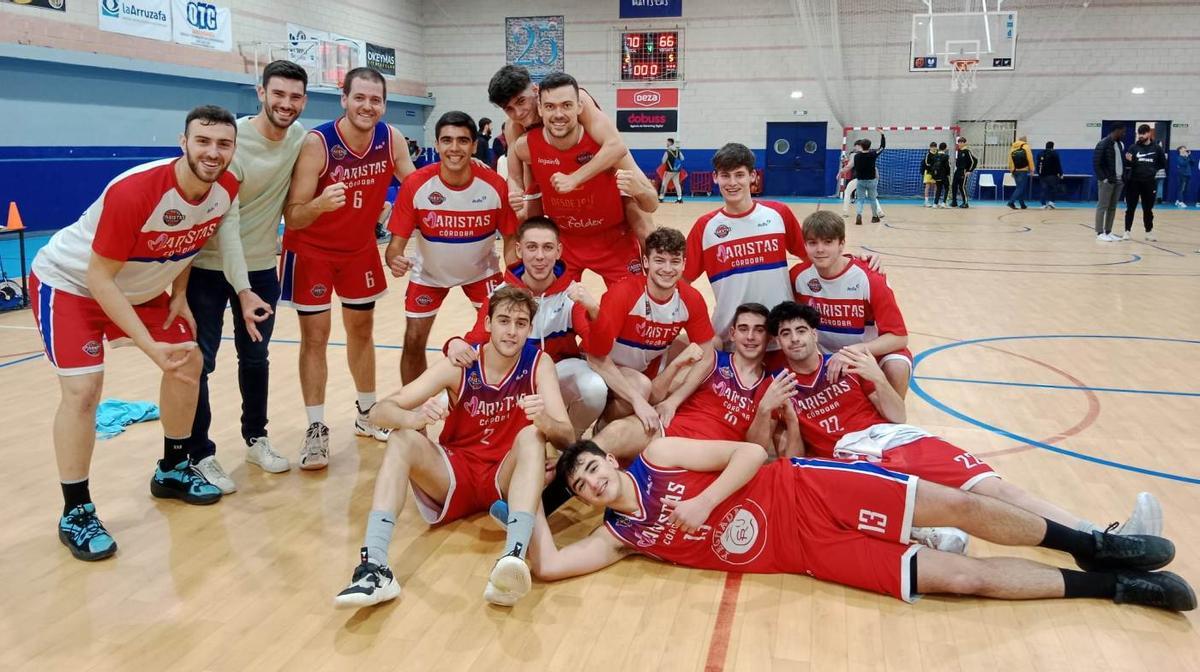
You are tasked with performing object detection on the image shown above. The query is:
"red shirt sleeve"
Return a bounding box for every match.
[788,263,807,304]
[571,300,593,354]
[91,182,149,261]
[484,170,518,236]
[387,174,419,237]
[679,283,716,344]
[779,204,808,259]
[683,217,706,281]
[588,280,638,358]
[866,267,908,336]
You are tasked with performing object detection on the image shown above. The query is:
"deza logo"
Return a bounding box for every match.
[633,90,661,107]
[187,1,219,31]
[102,0,169,22]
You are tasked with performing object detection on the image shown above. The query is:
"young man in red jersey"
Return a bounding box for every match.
[282,67,416,468]
[586,227,716,433]
[523,439,1193,612]
[334,287,574,610]
[766,301,1163,542]
[385,111,516,384]
[509,72,658,286]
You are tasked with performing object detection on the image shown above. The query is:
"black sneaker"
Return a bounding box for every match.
[855,214,862,226]
[150,459,222,505]
[871,216,881,223]
[1019,203,1028,209]
[59,503,118,561]
[1074,531,1175,572]
[334,547,400,609]
[1114,570,1196,611]
[1007,202,1017,210]
[959,203,969,209]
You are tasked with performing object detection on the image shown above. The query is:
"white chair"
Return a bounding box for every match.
[977,172,998,200]
[1001,172,1017,201]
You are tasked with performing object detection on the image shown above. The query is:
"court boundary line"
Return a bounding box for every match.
[915,375,1200,398]
[860,245,1142,267]
[703,573,743,672]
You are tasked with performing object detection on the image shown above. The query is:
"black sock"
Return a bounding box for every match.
[61,479,92,514]
[541,476,574,515]
[162,437,189,467]
[1060,569,1117,599]
[1039,519,1096,558]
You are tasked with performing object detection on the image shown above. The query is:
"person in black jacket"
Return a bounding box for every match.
[922,142,938,206]
[851,134,886,225]
[1122,124,1168,241]
[1038,141,1064,209]
[932,142,952,208]
[475,117,493,165]
[1093,126,1125,241]
[950,136,978,208]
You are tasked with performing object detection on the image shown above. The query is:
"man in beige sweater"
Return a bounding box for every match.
[185,61,309,492]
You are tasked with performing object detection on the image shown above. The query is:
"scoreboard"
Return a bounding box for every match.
[619,30,680,82]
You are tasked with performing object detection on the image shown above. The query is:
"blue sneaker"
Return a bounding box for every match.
[488,499,509,529]
[150,460,222,505]
[59,503,117,561]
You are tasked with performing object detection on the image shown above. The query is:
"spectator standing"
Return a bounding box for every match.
[1006,135,1034,209]
[1038,141,1064,209]
[1175,146,1193,207]
[1122,124,1168,242]
[1093,126,1125,242]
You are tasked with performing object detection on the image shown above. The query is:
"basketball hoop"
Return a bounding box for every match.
[950,58,979,93]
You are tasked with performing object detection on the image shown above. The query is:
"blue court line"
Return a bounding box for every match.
[912,334,1200,485]
[223,336,438,352]
[883,221,1032,233]
[0,353,41,369]
[882,262,1200,278]
[1071,222,1187,258]
[861,245,1142,268]
[915,375,1200,398]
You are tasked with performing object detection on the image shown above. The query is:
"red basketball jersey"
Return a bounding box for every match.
[440,343,542,461]
[782,355,886,455]
[666,350,770,441]
[525,128,627,236]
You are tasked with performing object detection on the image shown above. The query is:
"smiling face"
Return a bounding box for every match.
[518,226,561,283]
[484,300,533,358]
[181,119,236,184]
[566,451,625,507]
[258,76,306,130]
[341,76,386,132]
[804,235,846,274]
[502,84,539,129]
[775,317,821,367]
[436,124,476,172]
[538,84,580,139]
[729,312,768,361]
[716,165,754,208]
[642,248,683,294]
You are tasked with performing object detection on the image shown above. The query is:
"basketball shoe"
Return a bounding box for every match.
[1073,532,1174,572]
[484,549,532,607]
[150,459,222,504]
[299,422,330,470]
[1110,492,1163,537]
[1114,571,1196,611]
[911,526,969,554]
[334,547,401,609]
[59,503,117,561]
[355,403,390,442]
[246,436,290,473]
[194,455,236,494]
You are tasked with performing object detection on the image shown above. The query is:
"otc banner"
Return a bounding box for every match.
[617,109,678,133]
[171,0,231,51]
[619,0,682,19]
[99,0,172,42]
[366,43,396,76]
[616,88,679,109]
[3,0,66,12]
[287,23,328,69]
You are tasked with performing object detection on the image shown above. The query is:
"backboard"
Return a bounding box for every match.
[910,10,1017,72]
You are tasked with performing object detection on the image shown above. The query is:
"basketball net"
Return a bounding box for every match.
[950,58,979,93]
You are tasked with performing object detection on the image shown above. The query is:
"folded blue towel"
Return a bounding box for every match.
[95,399,160,439]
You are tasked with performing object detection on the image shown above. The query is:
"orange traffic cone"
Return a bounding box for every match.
[4,202,23,230]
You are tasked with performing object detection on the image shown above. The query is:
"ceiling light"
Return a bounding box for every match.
[1131,87,1145,94]
[790,90,803,99]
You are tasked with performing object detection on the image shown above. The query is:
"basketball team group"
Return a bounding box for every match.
[28,61,1195,613]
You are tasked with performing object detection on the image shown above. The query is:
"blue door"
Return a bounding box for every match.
[764,122,827,196]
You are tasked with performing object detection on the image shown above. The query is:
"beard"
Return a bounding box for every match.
[263,104,297,130]
[185,150,228,184]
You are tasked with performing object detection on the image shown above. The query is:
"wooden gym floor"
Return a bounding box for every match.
[0,200,1197,671]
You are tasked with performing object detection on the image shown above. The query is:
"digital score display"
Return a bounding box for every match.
[620,30,680,82]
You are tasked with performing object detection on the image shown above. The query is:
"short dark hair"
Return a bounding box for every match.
[1111,126,1127,137]
[938,142,947,151]
[929,142,938,148]
[537,71,579,98]
[712,142,756,172]
[185,105,236,134]
[262,60,308,89]
[342,67,386,97]
[733,302,770,325]
[1138,124,1152,134]
[643,227,686,258]
[479,117,492,130]
[860,139,873,150]
[1045,141,1055,150]
[802,210,845,241]
[517,215,560,241]
[488,286,538,320]
[667,138,675,144]
[435,111,477,141]
[556,440,608,494]
[766,301,820,336]
[488,65,532,107]
[956,136,967,143]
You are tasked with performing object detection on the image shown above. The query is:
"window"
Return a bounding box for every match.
[957,120,1017,170]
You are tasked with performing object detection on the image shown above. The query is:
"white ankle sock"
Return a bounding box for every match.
[356,392,377,412]
[305,405,324,425]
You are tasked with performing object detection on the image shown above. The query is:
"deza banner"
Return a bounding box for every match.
[99,0,172,42]
[171,0,232,51]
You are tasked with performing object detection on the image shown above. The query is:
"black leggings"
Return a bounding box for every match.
[951,169,969,204]
[934,178,950,204]
[1124,180,1156,232]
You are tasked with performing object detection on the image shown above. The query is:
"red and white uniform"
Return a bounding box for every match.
[412,343,543,525]
[526,128,643,286]
[605,455,921,602]
[589,275,714,376]
[279,119,393,310]
[388,162,516,317]
[664,350,770,441]
[790,257,912,369]
[30,158,237,374]
[783,356,997,490]
[684,201,807,338]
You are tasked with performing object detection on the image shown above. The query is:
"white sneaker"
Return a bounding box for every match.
[483,552,532,606]
[1041,204,1050,210]
[1096,233,1110,242]
[1145,232,1158,242]
[354,404,391,442]
[1176,201,1185,208]
[246,436,290,473]
[1048,202,1057,209]
[1112,493,1164,537]
[1119,231,1130,241]
[334,548,401,609]
[299,422,330,470]
[924,202,932,208]
[194,455,237,494]
[910,526,969,554]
